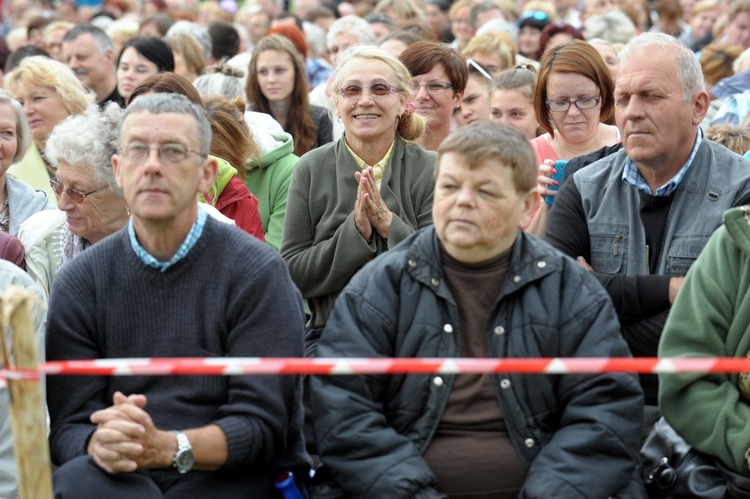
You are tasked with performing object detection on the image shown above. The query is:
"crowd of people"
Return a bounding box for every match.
[0,0,749,497]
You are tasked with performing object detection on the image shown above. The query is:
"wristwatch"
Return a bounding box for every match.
[172,430,194,474]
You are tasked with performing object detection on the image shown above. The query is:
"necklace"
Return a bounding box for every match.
[39,148,57,178]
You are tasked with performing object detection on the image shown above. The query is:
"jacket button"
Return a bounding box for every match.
[537,261,547,268]
[443,324,453,333]
[431,277,440,286]
[433,376,443,387]
[513,275,521,283]
[524,438,535,448]
[408,259,417,268]
[494,325,505,335]
[500,379,511,389]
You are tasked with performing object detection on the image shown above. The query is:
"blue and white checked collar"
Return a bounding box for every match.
[622,128,703,196]
[128,207,207,272]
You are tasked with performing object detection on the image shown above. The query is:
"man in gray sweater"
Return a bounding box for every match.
[47,93,310,498]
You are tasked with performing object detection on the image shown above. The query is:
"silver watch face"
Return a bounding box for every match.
[175,448,194,472]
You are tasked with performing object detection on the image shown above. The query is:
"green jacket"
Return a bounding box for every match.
[198,156,236,207]
[245,130,298,251]
[659,206,750,474]
[281,135,436,328]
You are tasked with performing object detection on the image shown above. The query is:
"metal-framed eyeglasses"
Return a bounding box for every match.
[546,96,601,113]
[412,81,455,94]
[49,178,105,203]
[340,83,398,100]
[118,143,204,164]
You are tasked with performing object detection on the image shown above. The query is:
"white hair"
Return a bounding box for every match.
[326,15,376,49]
[619,32,705,100]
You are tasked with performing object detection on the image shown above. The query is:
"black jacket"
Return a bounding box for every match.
[311,227,646,498]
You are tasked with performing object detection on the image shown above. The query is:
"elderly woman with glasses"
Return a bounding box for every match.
[400,40,468,151]
[527,40,620,236]
[18,104,129,301]
[281,45,436,356]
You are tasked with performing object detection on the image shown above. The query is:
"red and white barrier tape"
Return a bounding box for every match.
[6,357,749,377]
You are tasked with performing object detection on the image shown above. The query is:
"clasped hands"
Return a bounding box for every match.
[354,166,392,241]
[86,391,175,474]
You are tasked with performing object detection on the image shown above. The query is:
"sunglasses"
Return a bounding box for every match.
[467,59,493,80]
[521,10,549,22]
[340,83,398,99]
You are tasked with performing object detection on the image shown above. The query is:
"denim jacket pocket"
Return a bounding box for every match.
[589,225,628,274]
[666,234,710,276]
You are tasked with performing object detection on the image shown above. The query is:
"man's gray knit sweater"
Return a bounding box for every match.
[46,216,309,478]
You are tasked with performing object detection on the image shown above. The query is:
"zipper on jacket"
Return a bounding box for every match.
[613,235,622,257]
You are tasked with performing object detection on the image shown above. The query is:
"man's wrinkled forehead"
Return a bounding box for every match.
[120,110,198,143]
[617,45,676,81]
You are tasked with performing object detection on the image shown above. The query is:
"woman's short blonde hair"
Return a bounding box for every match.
[328,45,426,141]
[373,0,425,24]
[449,0,476,20]
[522,0,558,23]
[165,32,207,76]
[106,18,140,49]
[706,124,750,155]
[5,56,94,115]
[463,33,516,69]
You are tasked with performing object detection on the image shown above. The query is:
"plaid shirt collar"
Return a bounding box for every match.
[128,206,207,272]
[622,128,703,196]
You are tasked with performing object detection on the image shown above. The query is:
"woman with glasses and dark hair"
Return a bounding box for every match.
[527,39,619,235]
[400,40,468,151]
[281,45,435,356]
[18,104,127,302]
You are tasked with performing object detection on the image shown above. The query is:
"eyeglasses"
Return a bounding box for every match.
[49,178,104,203]
[118,143,203,164]
[340,83,397,100]
[412,81,454,94]
[44,42,62,51]
[546,96,601,112]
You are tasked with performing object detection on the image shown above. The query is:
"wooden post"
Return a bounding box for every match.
[1,287,52,499]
